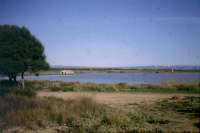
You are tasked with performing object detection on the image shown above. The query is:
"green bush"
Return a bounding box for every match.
[175,85,200,93]
[49,86,62,92]
[0,87,36,97]
[12,88,36,97]
[0,88,11,96]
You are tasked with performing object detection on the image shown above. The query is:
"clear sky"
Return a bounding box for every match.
[0,0,200,67]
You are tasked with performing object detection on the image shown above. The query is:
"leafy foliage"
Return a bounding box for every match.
[0,25,49,81]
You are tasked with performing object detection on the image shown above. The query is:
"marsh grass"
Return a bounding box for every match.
[25,80,200,93]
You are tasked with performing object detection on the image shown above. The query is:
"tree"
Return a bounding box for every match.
[0,25,49,88]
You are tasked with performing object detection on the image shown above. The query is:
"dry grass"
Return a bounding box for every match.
[0,80,200,132]
[0,92,199,133]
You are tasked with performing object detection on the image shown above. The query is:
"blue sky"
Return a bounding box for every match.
[0,0,200,67]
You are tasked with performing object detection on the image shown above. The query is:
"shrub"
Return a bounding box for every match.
[0,87,36,97]
[49,86,62,92]
[12,88,36,97]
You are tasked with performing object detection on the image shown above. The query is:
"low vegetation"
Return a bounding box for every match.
[23,80,200,93]
[0,80,199,132]
[0,87,199,133]
[158,96,200,115]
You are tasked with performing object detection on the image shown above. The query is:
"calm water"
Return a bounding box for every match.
[16,73,200,84]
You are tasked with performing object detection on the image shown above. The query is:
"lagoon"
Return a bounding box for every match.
[19,72,200,84]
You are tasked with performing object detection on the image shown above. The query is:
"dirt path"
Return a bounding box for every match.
[37,91,200,106]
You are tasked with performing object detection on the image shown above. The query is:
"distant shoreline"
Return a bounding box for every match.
[1,68,200,77]
[32,68,200,76]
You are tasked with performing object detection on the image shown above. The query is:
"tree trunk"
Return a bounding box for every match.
[21,72,25,89]
[13,75,17,83]
[8,75,12,82]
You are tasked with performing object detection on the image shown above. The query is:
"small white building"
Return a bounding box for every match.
[60,70,74,75]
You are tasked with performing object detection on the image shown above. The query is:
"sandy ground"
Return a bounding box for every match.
[37,91,200,106]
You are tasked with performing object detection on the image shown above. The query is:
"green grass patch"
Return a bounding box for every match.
[24,80,200,94]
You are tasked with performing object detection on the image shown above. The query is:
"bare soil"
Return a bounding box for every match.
[37,91,199,106]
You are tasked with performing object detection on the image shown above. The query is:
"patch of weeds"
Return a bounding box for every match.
[193,121,200,128]
[12,88,36,97]
[175,85,200,93]
[50,86,62,91]
[158,96,200,116]
[0,87,36,97]
[62,86,74,91]
[0,87,12,96]
[147,117,170,125]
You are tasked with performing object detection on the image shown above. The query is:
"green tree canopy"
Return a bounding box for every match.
[0,25,49,83]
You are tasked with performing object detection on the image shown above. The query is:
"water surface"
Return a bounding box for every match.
[20,73,200,84]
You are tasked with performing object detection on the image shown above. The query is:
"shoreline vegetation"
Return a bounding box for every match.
[23,80,200,94]
[1,80,199,94]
